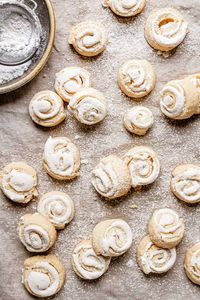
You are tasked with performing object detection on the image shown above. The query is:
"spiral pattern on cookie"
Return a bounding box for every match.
[37,192,75,229]
[118,59,156,98]
[69,88,107,125]
[137,236,176,274]
[103,0,146,17]
[68,21,107,57]
[0,162,37,203]
[185,243,200,285]
[171,164,200,204]
[124,146,160,187]
[55,67,90,103]
[92,219,133,257]
[124,106,154,135]
[72,240,111,280]
[29,91,66,127]
[43,136,80,180]
[160,80,186,119]
[145,8,188,51]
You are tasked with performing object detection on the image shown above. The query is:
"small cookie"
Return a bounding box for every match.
[102,0,146,17]
[68,21,107,57]
[123,106,154,135]
[55,67,90,103]
[148,208,184,249]
[184,243,200,286]
[145,8,188,52]
[18,213,57,253]
[72,239,111,280]
[160,76,200,120]
[0,162,37,204]
[171,164,200,204]
[29,91,66,127]
[69,88,107,125]
[118,59,156,99]
[136,235,177,274]
[22,255,65,297]
[43,136,81,180]
[124,146,160,188]
[92,219,133,257]
[91,155,132,199]
[37,191,75,230]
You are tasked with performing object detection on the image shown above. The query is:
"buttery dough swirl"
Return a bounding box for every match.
[23,255,65,297]
[137,235,177,274]
[92,219,133,257]
[91,155,131,199]
[29,90,66,127]
[123,106,154,135]
[55,67,91,103]
[18,213,57,253]
[124,146,160,188]
[145,8,188,52]
[184,243,200,286]
[118,59,156,98]
[69,88,107,125]
[43,136,81,180]
[171,164,200,204]
[102,0,146,17]
[148,208,185,249]
[72,240,111,280]
[68,21,107,57]
[37,191,75,230]
[0,162,37,204]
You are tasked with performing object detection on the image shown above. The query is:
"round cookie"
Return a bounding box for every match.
[91,155,132,199]
[29,91,66,127]
[22,254,65,297]
[0,162,37,204]
[92,219,133,257]
[37,191,75,230]
[148,208,184,249]
[102,0,146,17]
[69,88,107,125]
[118,59,156,99]
[68,21,107,57]
[136,235,177,274]
[184,243,200,286]
[72,239,111,280]
[18,213,57,253]
[43,136,81,180]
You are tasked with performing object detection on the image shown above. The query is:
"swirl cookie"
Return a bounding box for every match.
[124,146,160,188]
[18,213,57,253]
[68,21,107,57]
[91,155,132,199]
[184,243,200,285]
[123,106,154,135]
[102,0,146,17]
[136,235,177,274]
[72,239,111,280]
[22,255,65,297]
[37,191,75,230]
[0,162,37,204]
[160,76,200,120]
[171,164,200,204]
[145,8,188,52]
[55,67,91,103]
[92,219,133,257]
[43,136,81,180]
[69,88,107,125]
[29,91,66,127]
[118,59,156,99]
[148,208,184,249]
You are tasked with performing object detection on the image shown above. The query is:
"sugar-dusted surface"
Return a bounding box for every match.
[0,0,200,299]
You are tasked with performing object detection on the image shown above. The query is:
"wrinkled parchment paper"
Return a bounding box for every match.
[1,0,200,299]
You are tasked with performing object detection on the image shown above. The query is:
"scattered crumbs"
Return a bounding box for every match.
[130,204,138,210]
[81,159,89,165]
[75,135,80,140]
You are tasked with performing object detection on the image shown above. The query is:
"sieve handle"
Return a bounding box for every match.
[20,0,37,11]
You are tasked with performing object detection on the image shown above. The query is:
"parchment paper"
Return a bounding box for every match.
[1,0,200,299]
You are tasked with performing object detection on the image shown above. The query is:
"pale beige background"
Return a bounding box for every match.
[1,0,200,299]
